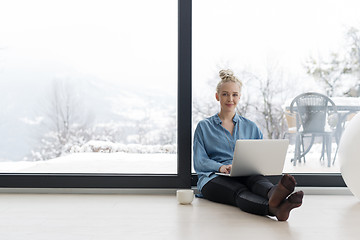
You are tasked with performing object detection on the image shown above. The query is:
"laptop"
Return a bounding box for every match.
[216,139,289,177]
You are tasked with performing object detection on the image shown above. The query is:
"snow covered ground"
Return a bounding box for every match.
[283,143,340,173]
[0,143,340,174]
[0,152,177,174]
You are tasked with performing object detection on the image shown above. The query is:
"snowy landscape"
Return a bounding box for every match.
[0,141,340,174]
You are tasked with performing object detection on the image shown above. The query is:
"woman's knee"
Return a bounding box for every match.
[235,191,269,215]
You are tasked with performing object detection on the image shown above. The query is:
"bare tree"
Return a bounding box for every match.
[258,80,286,139]
[192,99,218,124]
[344,27,360,96]
[346,27,360,73]
[158,112,176,145]
[248,66,289,139]
[304,53,352,97]
[136,111,151,145]
[30,79,94,160]
[304,26,360,97]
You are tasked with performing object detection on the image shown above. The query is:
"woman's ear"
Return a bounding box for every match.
[215,92,220,101]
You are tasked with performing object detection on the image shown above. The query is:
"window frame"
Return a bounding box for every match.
[0,0,192,189]
[0,0,346,189]
[191,174,346,187]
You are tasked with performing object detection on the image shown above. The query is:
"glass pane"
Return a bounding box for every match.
[193,0,360,174]
[0,0,177,174]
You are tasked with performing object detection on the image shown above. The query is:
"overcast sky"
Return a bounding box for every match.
[0,0,177,92]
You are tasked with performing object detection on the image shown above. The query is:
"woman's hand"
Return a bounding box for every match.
[219,164,232,174]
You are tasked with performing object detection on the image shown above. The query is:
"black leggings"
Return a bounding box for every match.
[201,175,274,216]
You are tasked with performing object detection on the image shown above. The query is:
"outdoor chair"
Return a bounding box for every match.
[290,92,339,167]
[283,110,297,140]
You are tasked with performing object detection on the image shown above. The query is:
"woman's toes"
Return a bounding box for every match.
[269,174,297,208]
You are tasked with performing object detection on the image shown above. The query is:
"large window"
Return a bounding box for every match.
[192,0,360,181]
[1,0,358,188]
[0,0,178,174]
[0,0,191,188]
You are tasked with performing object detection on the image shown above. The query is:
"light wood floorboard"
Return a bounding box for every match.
[0,193,359,240]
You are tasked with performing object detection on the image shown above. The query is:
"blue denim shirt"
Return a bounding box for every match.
[193,113,263,194]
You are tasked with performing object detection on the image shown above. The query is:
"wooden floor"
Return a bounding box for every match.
[0,191,359,240]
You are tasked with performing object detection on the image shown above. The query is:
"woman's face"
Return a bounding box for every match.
[215,82,241,113]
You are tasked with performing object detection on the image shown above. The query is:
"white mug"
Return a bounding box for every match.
[176,189,194,204]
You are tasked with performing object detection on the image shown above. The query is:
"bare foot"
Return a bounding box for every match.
[268,174,296,208]
[270,191,304,221]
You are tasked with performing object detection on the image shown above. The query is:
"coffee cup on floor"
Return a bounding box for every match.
[176,189,194,204]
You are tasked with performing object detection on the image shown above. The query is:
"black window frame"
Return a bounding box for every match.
[0,0,346,189]
[191,174,346,187]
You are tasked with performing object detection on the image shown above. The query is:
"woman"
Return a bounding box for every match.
[193,69,303,221]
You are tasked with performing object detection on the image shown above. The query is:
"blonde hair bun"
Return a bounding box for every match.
[219,69,234,80]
